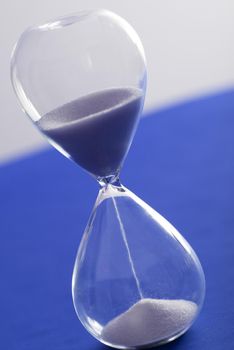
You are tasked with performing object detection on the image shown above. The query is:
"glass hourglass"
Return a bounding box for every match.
[11,10,205,349]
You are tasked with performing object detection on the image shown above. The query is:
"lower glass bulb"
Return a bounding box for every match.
[72,184,205,349]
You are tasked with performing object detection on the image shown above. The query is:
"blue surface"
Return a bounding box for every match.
[0,89,234,349]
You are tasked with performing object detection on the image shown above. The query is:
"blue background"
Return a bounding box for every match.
[0,89,234,349]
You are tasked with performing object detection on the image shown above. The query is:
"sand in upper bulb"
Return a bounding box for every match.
[101,298,197,348]
[37,87,143,178]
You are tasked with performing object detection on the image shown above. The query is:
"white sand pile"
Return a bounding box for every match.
[101,298,197,347]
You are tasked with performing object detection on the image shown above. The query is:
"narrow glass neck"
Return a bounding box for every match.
[95,174,127,206]
[97,173,122,189]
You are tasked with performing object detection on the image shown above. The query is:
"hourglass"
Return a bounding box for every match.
[11,10,205,349]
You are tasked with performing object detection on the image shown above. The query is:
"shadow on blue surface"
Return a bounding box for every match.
[99,331,190,350]
[0,89,234,349]
[88,327,200,350]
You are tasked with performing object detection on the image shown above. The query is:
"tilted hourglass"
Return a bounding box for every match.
[11,10,205,349]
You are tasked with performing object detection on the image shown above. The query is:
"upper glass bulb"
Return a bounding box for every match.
[11,9,146,181]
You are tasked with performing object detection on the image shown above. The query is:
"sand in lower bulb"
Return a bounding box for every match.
[101,298,197,348]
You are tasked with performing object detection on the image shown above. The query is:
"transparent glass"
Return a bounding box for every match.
[73,183,205,348]
[10,9,205,349]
